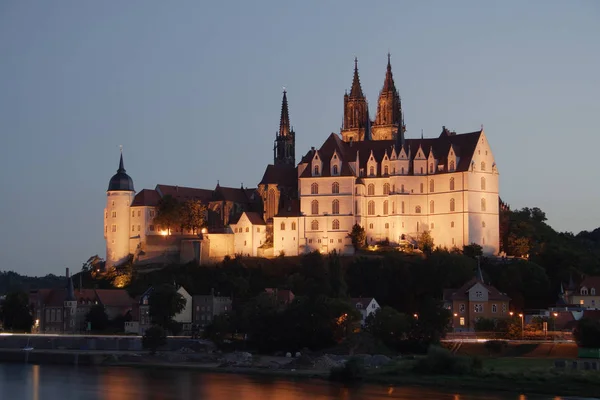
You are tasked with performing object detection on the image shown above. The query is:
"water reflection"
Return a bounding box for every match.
[0,363,578,400]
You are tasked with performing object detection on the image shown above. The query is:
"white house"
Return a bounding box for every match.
[351,297,381,326]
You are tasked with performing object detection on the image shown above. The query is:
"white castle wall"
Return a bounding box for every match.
[105,190,135,267]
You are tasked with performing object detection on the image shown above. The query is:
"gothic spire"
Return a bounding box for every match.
[349,57,364,98]
[381,52,396,93]
[279,89,290,137]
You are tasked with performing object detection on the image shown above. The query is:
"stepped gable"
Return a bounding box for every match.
[300,130,482,177]
[259,164,297,187]
[131,189,161,207]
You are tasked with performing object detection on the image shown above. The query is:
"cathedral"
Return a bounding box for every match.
[104,55,500,268]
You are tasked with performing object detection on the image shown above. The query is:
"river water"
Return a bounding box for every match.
[0,363,584,400]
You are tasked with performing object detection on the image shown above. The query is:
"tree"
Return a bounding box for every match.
[573,318,600,348]
[417,230,434,254]
[365,306,410,351]
[142,326,167,355]
[349,224,366,250]
[473,317,496,332]
[85,304,109,332]
[462,243,483,259]
[181,200,207,234]
[153,195,181,234]
[1,291,34,332]
[408,299,451,350]
[328,251,347,298]
[148,284,186,331]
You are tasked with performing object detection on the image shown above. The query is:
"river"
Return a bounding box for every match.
[0,363,583,400]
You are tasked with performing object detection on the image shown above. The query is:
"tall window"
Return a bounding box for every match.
[420,183,424,193]
[392,201,395,214]
[383,200,389,215]
[369,166,375,176]
[385,223,389,229]
[314,165,320,175]
[401,184,405,193]
[449,160,455,171]
[430,180,434,193]
[368,184,375,195]
[450,177,455,190]
[429,163,434,174]
[368,201,375,215]
[383,183,390,195]
[332,219,340,230]
[267,189,276,220]
[291,222,296,230]
[401,201,405,214]
[311,200,319,215]
[420,167,424,174]
[430,200,435,214]
[311,183,320,195]
[332,182,339,194]
[311,220,319,230]
[333,165,339,175]
[384,166,389,176]
[401,167,405,175]
[481,198,486,212]
[450,198,455,212]
[332,199,340,215]
[481,177,486,190]
[415,205,421,214]
[280,222,285,231]
[111,211,117,218]
[481,161,486,171]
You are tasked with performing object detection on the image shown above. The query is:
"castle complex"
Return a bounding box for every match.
[104,56,500,268]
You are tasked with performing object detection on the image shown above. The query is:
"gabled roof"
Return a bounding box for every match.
[131,189,161,207]
[299,133,355,178]
[444,278,511,301]
[578,276,600,292]
[259,164,297,187]
[351,297,377,308]
[275,199,301,217]
[232,211,266,226]
[156,184,213,202]
[95,289,134,308]
[214,185,256,204]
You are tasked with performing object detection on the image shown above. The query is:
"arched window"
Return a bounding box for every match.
[368,184,375,195]
[592,288,596,295]
[311,200,319,215]
[481,177,486,190]
[581,288,588,295]
[450,177,455,191]
[450,198,455,212]
[291,222,296,230]
[384,166,389,176]
[385,223,389,229]
[311,182,318,194]
[332,199,340,215]
[401,167,405,175]
[280,222,285,231]
[449,160,455,171]
[401,201,405,214]
[245,227,249,232]
[332,219,340,230]
[369,166,375,176]
[311,220,319,230]
[430,180,435,193]
[368,201,375,215]
[481,161,486,171]
[333,165,339,175]
[429,163,434,174]
[430,200,435,214]
[401,184,405,193]
[383,200,389,215]
[420,183,424,193]
[332,182,339,194]
[314,165,320,175]
[481,198,486,212]
[420,167,424,174]
[383,183,390,195]
[415,205,421,214]
[482,221,486,228]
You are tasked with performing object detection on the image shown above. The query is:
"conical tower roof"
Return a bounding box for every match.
[349,57,365,99]
[381,53,397,93]
[279,89,290,137]
[108,152,134,192]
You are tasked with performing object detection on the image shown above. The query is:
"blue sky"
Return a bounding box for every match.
[0,1,598,276]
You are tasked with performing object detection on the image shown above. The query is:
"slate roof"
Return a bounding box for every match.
[578,276,600,293]
[259,164,298,187]
[275,199,301,217]
[232,211,266,226]
[156,184,214,202]
[131,189,161,207]
[214,185,256,204]
[42,288,133,308]
[299,129,483,178]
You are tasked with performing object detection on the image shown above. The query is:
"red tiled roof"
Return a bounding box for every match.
[131,189,161,207]
[445,278,511,301]
[579,276,600,292]
[95,289,134,308]
[265,288,295,303]
[259,164,298,187]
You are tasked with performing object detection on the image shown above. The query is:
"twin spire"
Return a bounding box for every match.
[274,89,295,166]
[349,57,364,99]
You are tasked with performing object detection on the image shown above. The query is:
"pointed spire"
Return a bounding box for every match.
[279,88,290,137]
[381,53,396,93]
[66,275,75,302]
[349,57,364,98]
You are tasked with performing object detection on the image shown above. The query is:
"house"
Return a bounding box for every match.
[351,297,380,326]
[192,289,232,328]
[569,276,600,309]
[128,285,193,335]
[265,288,295,308]
[443,271,511,331]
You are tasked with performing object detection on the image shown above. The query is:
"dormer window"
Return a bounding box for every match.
[475,291,483,298]
[384,166,389,176]
[481,161,486,171]
[314,165,320,175]
[356,303,363,309]
[449,160,455,171]
[581,288,589,295]
[333,165,339,175]
[369,166,375,176]
[592,288,596,296]
[429,163,434,174]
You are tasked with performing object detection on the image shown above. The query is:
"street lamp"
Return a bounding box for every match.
[553,312,558,340]
[413,313,419,320]
[518,313,524,340]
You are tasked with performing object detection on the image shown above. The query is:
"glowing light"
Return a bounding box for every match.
[453,313,458,317]
[201,228,208,234]
[160,230,168,236]
[518,313,523,318]
[509,312,514,316]
[553,312,558,317]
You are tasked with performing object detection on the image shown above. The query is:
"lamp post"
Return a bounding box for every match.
[553,312,558,341]
[453,313,458,332]
[518,313,524,340]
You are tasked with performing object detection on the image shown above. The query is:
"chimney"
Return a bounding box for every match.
[66,267,70,279]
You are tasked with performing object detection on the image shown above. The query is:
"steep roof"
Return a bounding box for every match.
[351,297,376,308]
[349,58,365,99]
[131,189,161,207]
[155,184,214,202]
[235,211,266,225]
[444,278,511,301]
[259,164,297,187]
[275,199,301,217]
[579,276,600,292]
[214,185,256,204]
[95,289,134,308]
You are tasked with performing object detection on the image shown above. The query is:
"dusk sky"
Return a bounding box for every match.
[0,1,598,276]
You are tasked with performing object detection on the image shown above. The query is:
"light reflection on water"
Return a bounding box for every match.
[0,363,579,400]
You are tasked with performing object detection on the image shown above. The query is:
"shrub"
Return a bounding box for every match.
[329,357,365,382]
[413,346,482,375]
[142,325,167,355]
[485,340,508,354]
[573,318,600,348]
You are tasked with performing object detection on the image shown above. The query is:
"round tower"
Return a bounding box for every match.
[105,151,135,268]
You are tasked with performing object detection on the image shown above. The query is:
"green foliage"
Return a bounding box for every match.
[462,243,483,259]
[85,304,109,332]
[573,318,600,348]
[413,346,482,375]
[181,200,207,234]
[417,230,434,254]
[148,284,186,331]
[142,325,167,355]
[329,357,365,382]
[473,317,497,332]
[365,306,409,351]
[408,299,452,350]
[0,271,64,295]
[0,291,34,332]
[153,195,181,234]
[203,313,233,344]
[349,224,366,250]
[484,340,508,354]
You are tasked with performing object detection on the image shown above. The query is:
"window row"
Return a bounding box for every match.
[234,227,263,233]
[311,182,340,194]
[279,222,297,231]
[359,177,487,195]
[309,219,340,231]
[311,199,340,215]
[458,303,507,314]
